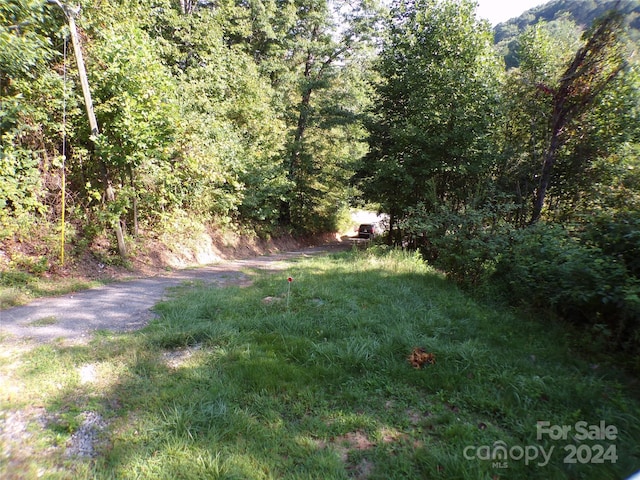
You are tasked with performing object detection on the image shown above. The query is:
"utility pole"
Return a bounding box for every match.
[49,1,97,135]
[49,0,127,257]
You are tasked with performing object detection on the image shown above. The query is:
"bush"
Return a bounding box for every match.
[580,212,640,278]
[401,205,640,355]
[399,204,515,286]
[492,224,640,350]
[0,270,35,287]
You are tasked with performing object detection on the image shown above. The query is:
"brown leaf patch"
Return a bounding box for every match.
[334,430,375,451]
[407,347,436,368]
[315,430,376,476]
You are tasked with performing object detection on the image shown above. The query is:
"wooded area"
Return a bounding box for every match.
[1,0,639,359]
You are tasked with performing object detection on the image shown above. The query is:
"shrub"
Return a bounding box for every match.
[0,270,35,287]
[399,204,515,286]
[580,212,640,278]
[401,205,640,355]
[492,224,640,350]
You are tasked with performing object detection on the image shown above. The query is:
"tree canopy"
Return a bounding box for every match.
[357,0,502,240]
[2,0,640,353]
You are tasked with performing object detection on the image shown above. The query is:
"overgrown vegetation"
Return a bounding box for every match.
[358,0,640,357]
[1,249,638,479]
[1,0,378,248]
[494,0,640,67]
[3,0,640,457]
[0,270,101,308]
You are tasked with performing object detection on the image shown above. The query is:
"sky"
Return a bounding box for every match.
[475,0,550,25]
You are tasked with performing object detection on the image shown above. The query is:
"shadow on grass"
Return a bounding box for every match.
[18,249,640,479]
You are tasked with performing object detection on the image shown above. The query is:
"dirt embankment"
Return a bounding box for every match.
[0,229,356,345]
[1,225,346,286]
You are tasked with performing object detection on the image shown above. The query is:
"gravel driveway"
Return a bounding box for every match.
[0,243,350,344]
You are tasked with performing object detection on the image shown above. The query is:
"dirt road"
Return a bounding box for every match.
[0,243,351,344]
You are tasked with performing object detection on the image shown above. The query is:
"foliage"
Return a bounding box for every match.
[278,0,380,233]
[541,68,640,222]
[1,0,376,245]
[87,20,180,232]
[402,4,640,360]
[491,224,640,352]
[495,9,639,225]
[527,11,628,224]
[399,199,640,355]
[398,202,516,286]
[494,0,640,68]
[494,24,563,226]
[358,0,503,239]
[580,210,640,279]
[3,0,640,364]
[145,4,288,227]
[0,0,65,236]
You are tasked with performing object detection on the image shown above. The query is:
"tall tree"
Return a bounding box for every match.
[496,19,582,226]
[359,0,502,240]
[530,10,627,223]
[1,0,61,234]
[143,0,291,230]
[89,22,179,238]
[276,0,381,231]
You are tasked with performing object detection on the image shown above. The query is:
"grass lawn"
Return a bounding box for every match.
[1,247,638,479]
[0,270,104,308]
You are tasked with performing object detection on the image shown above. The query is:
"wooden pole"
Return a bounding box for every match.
[50,1,127,257]
[66,12,99,137]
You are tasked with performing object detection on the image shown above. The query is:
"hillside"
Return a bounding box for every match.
[3,0,638,368]
[494,0,640,67]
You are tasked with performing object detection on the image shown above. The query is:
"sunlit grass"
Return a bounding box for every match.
[0,272,104,308]
[0,247,638,479]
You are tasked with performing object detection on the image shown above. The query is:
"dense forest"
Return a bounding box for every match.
[2,0,639,360]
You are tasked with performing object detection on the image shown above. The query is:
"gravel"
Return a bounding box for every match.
[0,243,350,344]
[65,411,107,458]
[0,243,353,469]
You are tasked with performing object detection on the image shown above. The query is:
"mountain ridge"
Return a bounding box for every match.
[493,0,640,68]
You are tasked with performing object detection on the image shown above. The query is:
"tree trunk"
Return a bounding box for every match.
[290,87,312,179]
[179,0,196,15]
[128,164,139,237]
[284,45,315,224]
[387,211,396,246]
[529,12,624,225]
[99,163,127,258]
[289,47,314,181]
[530,124,563,224]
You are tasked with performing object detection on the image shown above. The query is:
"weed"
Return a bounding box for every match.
[0,249,638,479]
[28,316,58,327]
[0,270,35,287]
[0,276,102,309]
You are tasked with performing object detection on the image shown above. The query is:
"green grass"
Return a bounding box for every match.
[0,270,104,309]
[1,247,639,479]
[27,315,58,327]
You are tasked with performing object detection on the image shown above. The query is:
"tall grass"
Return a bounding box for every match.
[0,247,638,479]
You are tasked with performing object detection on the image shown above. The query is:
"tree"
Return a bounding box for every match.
[0,0,61,235]
[530,11,627,223]
[496,19,582,226]
[359,0,502,241]
[88,23,179,238]
[143,0,291,230]
[275,0,381,232]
